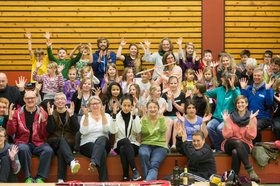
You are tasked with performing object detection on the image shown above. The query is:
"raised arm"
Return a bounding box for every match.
[117,38,126,61]
[69,44,82,59]
[25,32,33,57]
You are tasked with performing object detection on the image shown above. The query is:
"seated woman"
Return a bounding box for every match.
[79,96,111,181]
[139,100,169,181]
[110,94,142,181]
[221,95,259,182]
[0,127,21,182]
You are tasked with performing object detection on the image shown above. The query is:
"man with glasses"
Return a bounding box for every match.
[6,91,53,183]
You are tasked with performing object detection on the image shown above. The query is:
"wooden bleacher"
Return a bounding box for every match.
[17,129,280,183]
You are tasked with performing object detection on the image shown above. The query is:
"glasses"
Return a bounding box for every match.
[90,102,100,106]
[24,97,36,100]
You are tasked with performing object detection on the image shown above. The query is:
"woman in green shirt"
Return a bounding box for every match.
[139,100,169,181]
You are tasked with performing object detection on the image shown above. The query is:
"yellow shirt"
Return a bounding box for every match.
[31,55,49,83]
[181,80,195,93]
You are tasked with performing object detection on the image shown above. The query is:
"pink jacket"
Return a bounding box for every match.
[6,106,49,147]
[221,117,257,151]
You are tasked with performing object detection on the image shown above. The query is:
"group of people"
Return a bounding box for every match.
[0,32,279,183]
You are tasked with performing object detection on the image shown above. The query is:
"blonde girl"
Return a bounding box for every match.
[181,69,196,96]
[101,63,120,94]
[80,65,99,86]
[120,67,135,94]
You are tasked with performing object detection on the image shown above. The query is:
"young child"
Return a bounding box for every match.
[136,69,152,98]
[120,67,135,94]
[259,50,273,83]
[109,94,142,181]
[0,98,9,129]
[0,127,21,182]
[181,69,196,96]
[237,49,250,72]
[129,84,141,113]
[101,63,120,94]
[25,32,49,83]
[102,82,123,116]
[33,61,65,100]
[80,66,100,86]
[117,38,142,75]
[45,32,82,79]
[177,38,200,80]
[63,66,80,106]
[70,43,93,78]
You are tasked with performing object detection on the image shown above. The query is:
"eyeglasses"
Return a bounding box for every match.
[90,102,100,106]
[24,97,36,100]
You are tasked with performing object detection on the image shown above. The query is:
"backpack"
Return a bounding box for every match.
[252,143,280,168]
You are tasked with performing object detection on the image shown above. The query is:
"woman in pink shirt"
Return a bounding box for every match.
[221,95,259,182]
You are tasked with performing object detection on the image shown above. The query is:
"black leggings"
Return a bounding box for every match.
[115,138,139,178]
[224,139,252,174]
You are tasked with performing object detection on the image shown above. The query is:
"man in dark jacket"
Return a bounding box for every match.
[0,73,21,106]
[176,130,216,180]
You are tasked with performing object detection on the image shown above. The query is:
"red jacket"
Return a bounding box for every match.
[6,106,49,147]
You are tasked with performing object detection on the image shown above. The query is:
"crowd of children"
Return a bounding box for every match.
[0,32,279,183]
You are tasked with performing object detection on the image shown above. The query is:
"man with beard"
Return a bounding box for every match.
[92,37,116,85]
[0,73,21,106]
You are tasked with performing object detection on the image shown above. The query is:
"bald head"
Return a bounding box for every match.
[0,73,8,90]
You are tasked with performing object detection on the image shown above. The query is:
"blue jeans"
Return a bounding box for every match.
[139,144,168,181]
[207,118,224,151]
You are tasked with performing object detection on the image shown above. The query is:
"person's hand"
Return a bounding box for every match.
[81,106,89,117]
[228,75,236,89]
[47,102,54,115]
[176,37,183,47]
[143,40,151,48]
[222,110,229,121]
[8,145,19,161]
[174,122,186,139]
[120,38,126,47]
[44,32,51,40]
[4,104,8,116]
[15,76,27,91]
[25,32,32,39]
[36,61,43,69]
[57,65,65,74]
[195,55,201,61]
[92,87,101,97]
[239,78,248,89]
[35,82,42,93]
[104,74,109,84]
[266,77,275,90]
[101,104,106,117]
[66,102,75,117]
[99,50,104,56]
[39,107,47,122]
[167,91,174,102]
[112,101,119,114]
[211,61,219,68]
[195,69,203,81]
[8,103,16,120]
[202,113,212,122]
[185,90,192,98]
[176,112,184,123]
[76,86,82,99]
[250,110,259,120]
[274,94,280,103]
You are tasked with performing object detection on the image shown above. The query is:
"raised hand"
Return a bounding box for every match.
[39,107,47,122]
[176,112,184,123]
[35,82,42,93]
[120,38,126,47]
[8,145,19,161]
[8,103,16,120]
[174,122,186,139]
[25,32,32,39]
[81,106,89,117]
[104,74,109,84]
[275,94,280,103]
[222,110,229,121]
[250,110,259,120]
[176,37,183,46]
[101,104,106,116]
[47,102,54,115]
[228,75,236,89]
[92,87,101,97]
[112,101,119,114]
[266,77,275,90]
[44,32,51,40]
[239,78,248,89]
[143,40,151,48]
[167,91,174,102]
[211,61,219,68]
[66,102,75,117]
[202,113,212,122]
[57,65,65,74]
[15,76,27,91]
[195,69,203,81]
[195,54,201,61]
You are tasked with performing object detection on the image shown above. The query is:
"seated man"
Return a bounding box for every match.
[6,91,53,183]
[176,130,216,180]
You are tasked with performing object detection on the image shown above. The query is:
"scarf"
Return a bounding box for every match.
[252,81,265,95]
[230,110,250,127]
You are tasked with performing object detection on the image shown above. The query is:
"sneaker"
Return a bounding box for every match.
[170,145,177,152]
[88,162,96,173]
[35,177,44,183]
[58,179,64,183]
[133,170,142,181]
[25,177,34,183]
[70,160,80,174]
[123,176,130,181]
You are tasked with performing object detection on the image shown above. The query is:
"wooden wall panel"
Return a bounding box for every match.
[0,0,202,71]
[225,0,280,63]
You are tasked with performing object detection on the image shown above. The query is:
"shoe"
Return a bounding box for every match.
[88,162,96,173]
[170,145,177,152]
[25,177,34,183]
[246,167,260,182]
[58,179,64,183]
[70,160,80,174]
[35,177,45,183]
[123,176,130,181]
[133,169,142,181]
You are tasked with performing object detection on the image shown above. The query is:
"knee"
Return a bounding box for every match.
[18,144,30,153]
[42,145,54,156]
[95,136,108,147]
[139,147,149,158]
[231,149,238,156]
